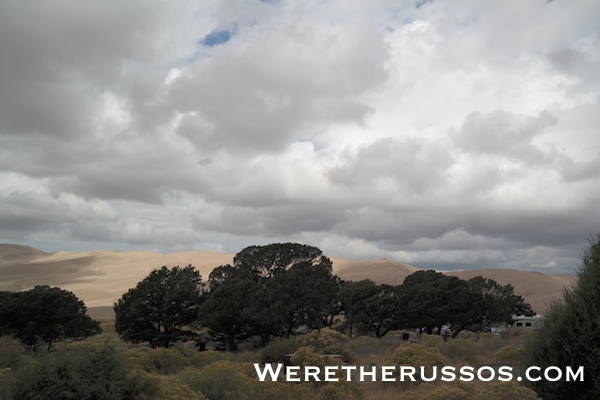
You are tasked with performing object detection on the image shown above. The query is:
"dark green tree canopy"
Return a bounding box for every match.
[523,234,600,399]
[467,276,534,327]
[400,270,533,337]
[201,243,340,345]
[339,280,404,338]
[232,242,328,278]
[114,265,204,348]
[0,285,101,350]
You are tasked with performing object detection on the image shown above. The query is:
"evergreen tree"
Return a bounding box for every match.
[0,285,101,350]
[114,265,204,348]
[523,234,600,398]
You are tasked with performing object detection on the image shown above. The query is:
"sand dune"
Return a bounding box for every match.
[0,244,576,317]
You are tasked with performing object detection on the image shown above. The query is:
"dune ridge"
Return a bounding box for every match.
[0,244,576,317]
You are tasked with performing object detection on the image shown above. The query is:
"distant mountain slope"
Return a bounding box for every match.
[330,257,420,286]
[446,269,577,316]
[0,244,576,317]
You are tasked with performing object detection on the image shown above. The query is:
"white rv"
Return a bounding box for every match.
[511,315,544,331]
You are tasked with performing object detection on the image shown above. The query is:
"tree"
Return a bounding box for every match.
[522,234,600,399]
[467,276,534,331]
[400,270,534,338]
[200,268,259,351]
[401,270,484,338]
[200,243,341,346]
[0,285,101,350]
[266,256,340,337]
[356,283,403,338]
[114,265,204,348]
[338,280,378,338]
[339,280,403,338]
[232,243,326,278]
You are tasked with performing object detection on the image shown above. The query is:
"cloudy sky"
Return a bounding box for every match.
[1,0,599,274]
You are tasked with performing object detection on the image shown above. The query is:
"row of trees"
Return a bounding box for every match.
[113,243,534,350]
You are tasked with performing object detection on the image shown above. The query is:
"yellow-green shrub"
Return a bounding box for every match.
[438,338,480,363]
[179,361,254,400]
[477,381,540,400]
[478,333,503,355]
[125,348,153,371]
[191,349,234,367]
[148,347,190,374]
[157,375,207,400]
[386,343,447,371]
[316,381,364,400]
[494,345,525,363]
[420,334,444,348]
[296,328,356,363]
[399,382,476,400]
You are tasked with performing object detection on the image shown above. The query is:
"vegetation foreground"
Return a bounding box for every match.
[2,234,600,399]
[0,322,539,400]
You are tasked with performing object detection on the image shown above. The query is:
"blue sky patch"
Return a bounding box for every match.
[201,30,231,47]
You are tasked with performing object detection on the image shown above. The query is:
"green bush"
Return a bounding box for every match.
[296,328,356,363]
[11,346,130,400]
[260,337,298,364]
[0,336,23,369]
[180,361,254,400]
[522,235,600,399]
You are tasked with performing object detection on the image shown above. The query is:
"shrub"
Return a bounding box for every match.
[191,350,234,367]
[477,381,540,400]
[420,334,444,348]
[522,235,600,399]
[11,346,130,400]
[125,348,153,371]
[156,375,208,400]
[316,381,364,400]
[236,351,259,363]
[478,332,503,355]
[0,368,15,400]
[398,382,476,400]
[125,369,163,399]
[0,336,23,369]
[494,345,525,363]
[179,361,254,400]
[252,381,313,400]
[296,327,356,363]
[260,337,299,364]
[438,338,480,363]
[386,343,447,370]
[500,327,531,338]
[148,347,191,374]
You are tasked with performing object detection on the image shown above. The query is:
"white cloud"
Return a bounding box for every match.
[0,0,599,273]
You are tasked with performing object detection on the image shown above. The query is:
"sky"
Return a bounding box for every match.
[1,0,599,274]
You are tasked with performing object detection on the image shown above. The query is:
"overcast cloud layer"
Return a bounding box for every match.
[1,0,599,274]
